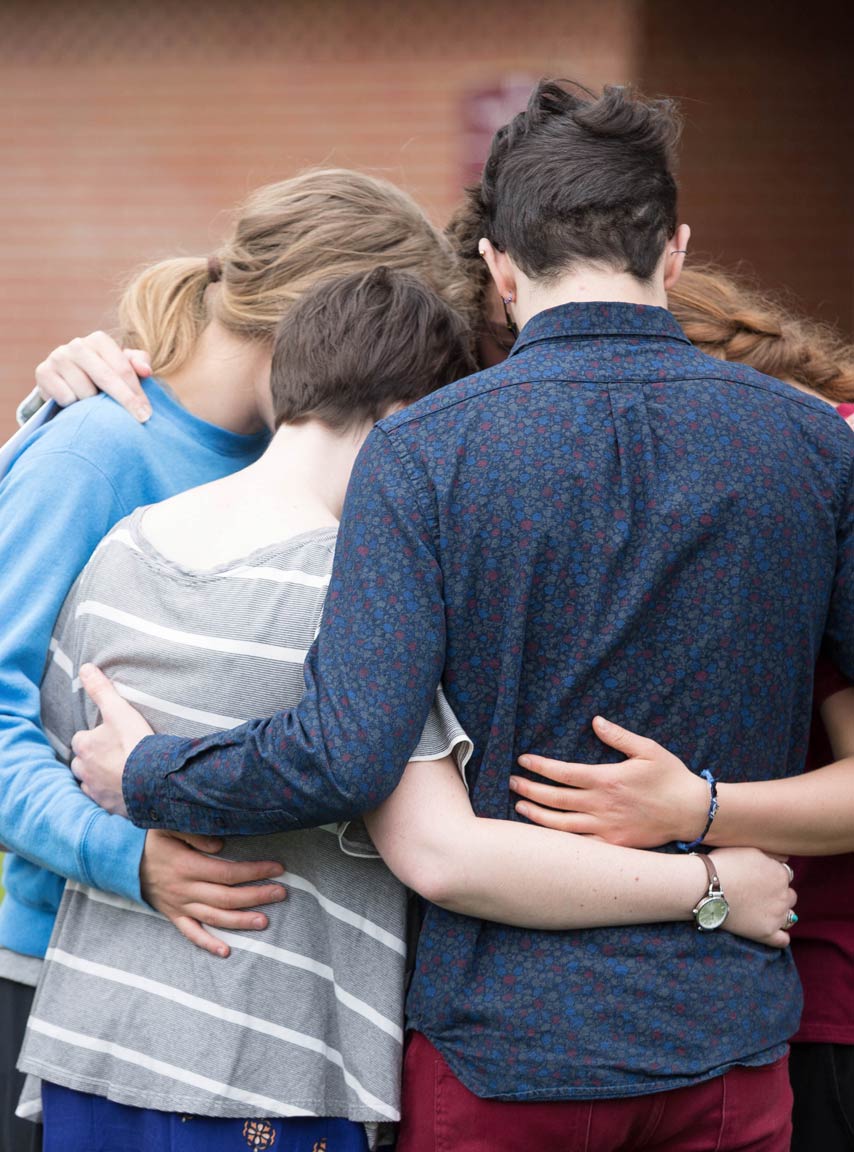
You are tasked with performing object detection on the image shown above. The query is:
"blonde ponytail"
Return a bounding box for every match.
[116,170,475,380]
[118,256,211,378]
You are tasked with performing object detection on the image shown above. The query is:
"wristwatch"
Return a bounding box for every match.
[691,852,729,931]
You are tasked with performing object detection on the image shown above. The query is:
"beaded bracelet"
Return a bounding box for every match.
[676,769,719,852]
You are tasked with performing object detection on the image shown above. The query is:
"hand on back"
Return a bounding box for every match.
[512,715,706,848]
[140,830,287,958]
[35,330,153,422]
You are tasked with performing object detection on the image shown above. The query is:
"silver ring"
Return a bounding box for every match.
[785,910,799,929]
[782,863,794,884]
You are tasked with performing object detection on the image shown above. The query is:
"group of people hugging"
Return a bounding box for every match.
[1,78,854,1152]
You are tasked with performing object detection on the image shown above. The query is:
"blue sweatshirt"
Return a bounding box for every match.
[0,379,267,960]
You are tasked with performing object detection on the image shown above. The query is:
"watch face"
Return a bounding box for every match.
[696,895,729,931]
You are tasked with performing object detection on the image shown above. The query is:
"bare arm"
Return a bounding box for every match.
[510,703,854,857]
[365,756,794,947]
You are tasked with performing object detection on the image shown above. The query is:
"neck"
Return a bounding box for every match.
[251,420,372,523]
[513,267,666,330]
[163,321,269,435]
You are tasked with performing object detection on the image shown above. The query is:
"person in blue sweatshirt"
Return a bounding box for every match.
[0,167,472,1152]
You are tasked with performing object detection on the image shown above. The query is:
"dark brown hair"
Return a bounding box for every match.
[669,265,854,403]
[477,80,681,283]
[271,266,476,431]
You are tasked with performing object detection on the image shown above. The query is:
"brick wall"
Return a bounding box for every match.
[2,0,850,444]
[639,0,854,340]
[0,0,636,439]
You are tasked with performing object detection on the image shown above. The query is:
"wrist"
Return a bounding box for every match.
[676,770,719,851]
[672,852,714,921]
[690,850,730,931]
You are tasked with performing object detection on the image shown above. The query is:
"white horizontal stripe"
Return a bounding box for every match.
[223,566,331,588]
[113,682,242,731]
[68,865,405,957]
[64,882,402,1041]
[74,601,308,663]
[26,1016,316,1118]
[66,880,161,916]
[43,949,398,1119]
[14,1097,42,1120]
[44,654,239,730]
[211,929,403,1043]
[43,726,70,762]
[48,637,73,678]
[283,872,406,956]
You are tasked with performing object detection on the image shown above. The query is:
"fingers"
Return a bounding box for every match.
[35,365,77,406]
[169,830,226,855]
[173,915,231,958]
[766,929,790,950]
[190,880,287,912]
[68,332,152,422]
[35,333,151,421]
[184,904,272,931]
[35,358,97,404]
[78,663,128,717]
[509,775,590,811]
[123,348,153,379]
[513,800,599,834]
[189,855,285,887]
[515,753,602,789]
[592,715,656,758]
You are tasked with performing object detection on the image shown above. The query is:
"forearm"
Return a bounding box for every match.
[0,439,145,897]
[704,758,854,855]
[367,759,707,929]
[406,819,703,928]
[0,720,146,899]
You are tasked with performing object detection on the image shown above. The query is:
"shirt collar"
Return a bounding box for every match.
[510,301,691,357]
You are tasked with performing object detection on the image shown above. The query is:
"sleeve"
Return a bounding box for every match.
[337,684,474,858]
[15,387,46,427]
[124,425,448,835]
[825,451,854,681]
[0,447,147,900]
[813,655,850,708]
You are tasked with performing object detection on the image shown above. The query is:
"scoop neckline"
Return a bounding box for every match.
[127,506,338,581]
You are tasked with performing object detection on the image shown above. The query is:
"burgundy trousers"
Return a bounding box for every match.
[397,1031,793,1152]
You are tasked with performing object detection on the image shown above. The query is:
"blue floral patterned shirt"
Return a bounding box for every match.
[126,302,854,1100]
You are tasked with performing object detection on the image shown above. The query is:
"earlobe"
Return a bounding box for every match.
[478,238,518,311]
[664,223,691,291]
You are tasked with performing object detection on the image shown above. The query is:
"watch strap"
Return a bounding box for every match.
[692,851,720,894]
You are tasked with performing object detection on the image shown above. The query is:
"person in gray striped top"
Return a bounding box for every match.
[19,269,475,1152]
[20,268,795,1152]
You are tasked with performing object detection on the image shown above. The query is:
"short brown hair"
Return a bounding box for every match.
[271,266,476,431]
[479,80,681,283]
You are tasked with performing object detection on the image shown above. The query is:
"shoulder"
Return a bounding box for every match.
[20,393,150,474]
[378,362,518,437]
[11,396,155,495]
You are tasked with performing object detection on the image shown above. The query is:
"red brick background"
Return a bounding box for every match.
[1,0,851,440]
